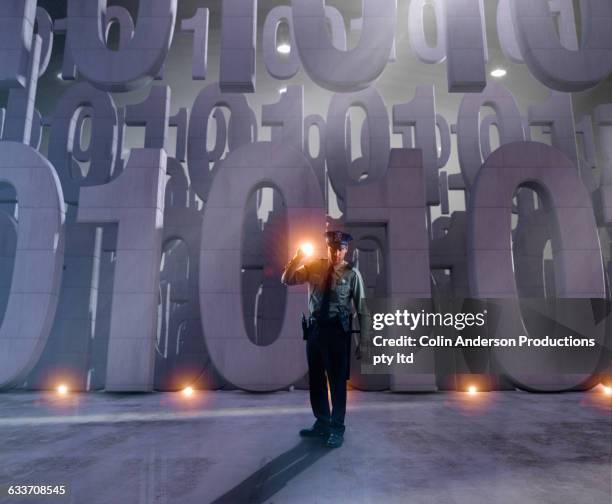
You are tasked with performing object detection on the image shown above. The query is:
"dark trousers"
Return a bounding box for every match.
[306,318,351,434]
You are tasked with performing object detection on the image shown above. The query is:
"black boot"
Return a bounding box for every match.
[299,419,330,438]
[325,432,344,448]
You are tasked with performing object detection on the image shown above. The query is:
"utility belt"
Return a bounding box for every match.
[302,309,351,340]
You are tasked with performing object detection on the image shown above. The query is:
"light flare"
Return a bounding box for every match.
[277,43,291,55]
[300,242,314,257]
[490,68,507,78]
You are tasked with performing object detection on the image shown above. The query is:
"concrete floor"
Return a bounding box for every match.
[0,390,610,504]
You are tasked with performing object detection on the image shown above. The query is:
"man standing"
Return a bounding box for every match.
[281,230,369,448]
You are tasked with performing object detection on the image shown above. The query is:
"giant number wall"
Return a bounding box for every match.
[0,0,610,393]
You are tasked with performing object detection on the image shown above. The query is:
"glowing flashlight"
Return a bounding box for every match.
[182,386,194,397]
[467,385,478,395]
[57,384,68,395]
[300,243,314,257]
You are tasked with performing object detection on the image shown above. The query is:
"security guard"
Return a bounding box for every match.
[281,230,369,448]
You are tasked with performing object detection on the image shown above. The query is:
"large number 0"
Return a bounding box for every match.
[199,142,325,391]
[468,141,606,391]
[0,142,65,390]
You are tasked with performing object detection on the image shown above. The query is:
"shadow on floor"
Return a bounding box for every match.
[211,439,331,504]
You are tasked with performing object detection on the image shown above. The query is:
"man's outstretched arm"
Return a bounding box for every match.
[281,248,309,285]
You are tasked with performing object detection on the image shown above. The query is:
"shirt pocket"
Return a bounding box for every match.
[310,273,322,287]
[336,279,350,297]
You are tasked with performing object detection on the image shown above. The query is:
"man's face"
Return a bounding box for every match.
[327,245,347,265]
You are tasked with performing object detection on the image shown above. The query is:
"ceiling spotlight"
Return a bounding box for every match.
[277,43,291,55]
[56,384,68,395]
[490,68,507,78]
[182,386,194,397]
[467,385,478,395]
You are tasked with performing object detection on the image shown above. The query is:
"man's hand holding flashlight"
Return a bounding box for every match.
[293,242,314,263]
[282,242,315,285]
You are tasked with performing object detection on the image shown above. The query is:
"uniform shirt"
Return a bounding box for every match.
[282,257,369,328]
